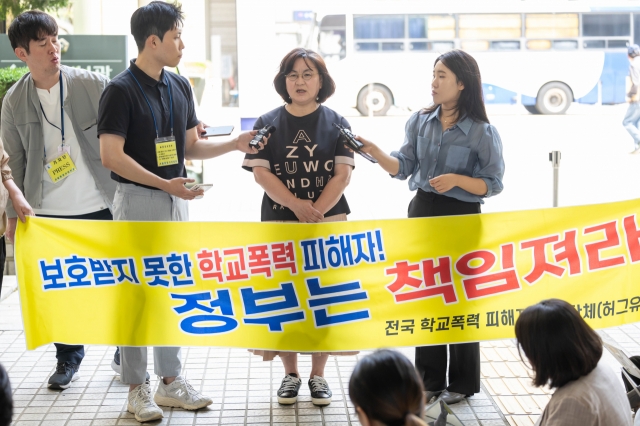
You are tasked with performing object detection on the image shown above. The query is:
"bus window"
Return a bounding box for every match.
[410,42,427,50]
[584,40,606,49]
[431,41,455,51]
[525,14,579,38]
[582,14,631,37]
[527,40,552,50]
[461,40,490,51]
[553,40,578,50]
[382,42,404,51]
[635,14,640,46]
[408,15,455,39]
[408,15,426,38]
[490,41,520,50]
[608,40,629,49]
[354,15,405,39]
[459,14,521,39]
[355,42,379,51]
[410,41,455,51]
[318,15,346,60]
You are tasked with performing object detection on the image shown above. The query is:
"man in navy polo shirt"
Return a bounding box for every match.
[98,1,264,422]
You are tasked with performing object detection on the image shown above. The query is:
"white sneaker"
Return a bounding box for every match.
[154,375,213,410]
[127,382,163,423]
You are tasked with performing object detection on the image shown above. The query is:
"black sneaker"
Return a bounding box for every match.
[277,373,302,405]
[309,375,332,406]
[111,347,150,382]
[111,347,121,374]
[48,362,79,390]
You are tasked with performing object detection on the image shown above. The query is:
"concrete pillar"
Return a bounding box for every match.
[73,0,103,35]
[181,0,207,63]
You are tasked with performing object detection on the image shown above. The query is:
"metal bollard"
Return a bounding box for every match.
[549,151,561,207]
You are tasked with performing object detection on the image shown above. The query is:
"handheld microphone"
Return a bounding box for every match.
[250,124,276,149]
[332,123,378,163]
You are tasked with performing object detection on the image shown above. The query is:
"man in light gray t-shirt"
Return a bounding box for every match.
[623,44,640,153]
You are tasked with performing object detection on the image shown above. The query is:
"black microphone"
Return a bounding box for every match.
[332,123,378,163]
[250,124,276,149]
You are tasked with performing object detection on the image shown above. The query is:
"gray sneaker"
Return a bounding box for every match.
[127,382,163,423]
[48,362,79,390]
[154,375,212,410]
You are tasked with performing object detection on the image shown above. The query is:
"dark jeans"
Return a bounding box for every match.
[39,208,113,366]
[409,189,481,395]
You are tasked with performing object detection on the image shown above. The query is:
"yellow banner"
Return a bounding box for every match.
[15,198,640,351]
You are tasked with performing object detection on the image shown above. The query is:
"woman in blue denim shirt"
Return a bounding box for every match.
[357,49,505,405]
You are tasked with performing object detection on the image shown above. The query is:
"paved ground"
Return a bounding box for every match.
[3,103,640,425]
[1,279,637,426]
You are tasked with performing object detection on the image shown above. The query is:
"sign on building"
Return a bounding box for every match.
[0,34,127,79]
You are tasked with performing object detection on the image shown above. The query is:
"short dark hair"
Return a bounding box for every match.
[273,48,336,104]
[515,299,603,389]
[0,363,13,426]
[349,350,425,426]
[422,49,489,124]
[130,1,184,52]
[8,10,58,54]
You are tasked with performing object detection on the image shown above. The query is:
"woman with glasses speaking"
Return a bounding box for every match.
[242,48,356,407]
[355,49,505,405]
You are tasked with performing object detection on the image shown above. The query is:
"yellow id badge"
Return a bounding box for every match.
[45,153,77,183]
[155,136,179,167]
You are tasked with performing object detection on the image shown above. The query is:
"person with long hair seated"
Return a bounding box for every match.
[349,350,428,426]
[354,49,505,404]
[515,299,632,425]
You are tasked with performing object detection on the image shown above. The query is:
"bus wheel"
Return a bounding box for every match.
[357,84,393,116]
[535,82,572,115]
[523,105,540,114]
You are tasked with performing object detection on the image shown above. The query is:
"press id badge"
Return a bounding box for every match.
[155,136,179,167]
[45,152,77,183]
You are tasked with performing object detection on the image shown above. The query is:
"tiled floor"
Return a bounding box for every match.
[1,280,635,426]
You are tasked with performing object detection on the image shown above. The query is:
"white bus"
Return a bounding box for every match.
[313,1,640,115]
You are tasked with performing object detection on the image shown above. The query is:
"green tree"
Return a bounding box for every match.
[0,0,69,32]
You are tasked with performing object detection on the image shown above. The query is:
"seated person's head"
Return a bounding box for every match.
[349,349,427,426]
[0,363,13,426]
[515,298,602,388]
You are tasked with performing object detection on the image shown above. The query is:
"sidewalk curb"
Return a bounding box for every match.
[0,275,17,303]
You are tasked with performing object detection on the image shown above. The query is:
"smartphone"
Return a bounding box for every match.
[185,183,213,199]
[200,125,234,138]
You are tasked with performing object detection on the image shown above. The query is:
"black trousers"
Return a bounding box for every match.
[409,189,481,395]
[39,208,113,366]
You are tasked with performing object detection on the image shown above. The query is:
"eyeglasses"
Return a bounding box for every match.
[285,71,316,81]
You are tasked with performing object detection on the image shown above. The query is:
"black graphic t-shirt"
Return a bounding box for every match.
[242,105,355,221]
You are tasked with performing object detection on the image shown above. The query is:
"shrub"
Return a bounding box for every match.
[0,67,28,102]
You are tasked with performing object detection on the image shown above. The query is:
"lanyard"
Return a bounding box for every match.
[40,72,65,149]
[127,68,173,139]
